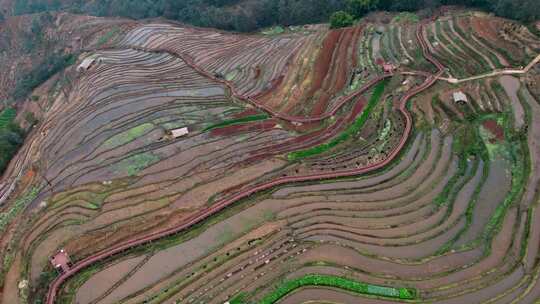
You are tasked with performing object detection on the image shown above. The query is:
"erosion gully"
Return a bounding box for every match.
[45,21,444,304]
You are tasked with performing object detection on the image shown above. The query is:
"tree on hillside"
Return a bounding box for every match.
[5,0,540,33]
[330,10,354,28]
[389,0,423,11]
[0,122,24,174]
[492,0,540,22]
[347,0,379,17]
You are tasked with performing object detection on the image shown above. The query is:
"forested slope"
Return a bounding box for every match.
[0,0,538,33]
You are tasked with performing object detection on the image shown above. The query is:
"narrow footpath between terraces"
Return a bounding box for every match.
[45,20,445,304]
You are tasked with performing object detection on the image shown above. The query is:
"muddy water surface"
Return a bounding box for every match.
[519,87,540,209]
[498,75,525,129]
[372,33,381,60]
[85,196,291,304]
[76,255,147,304]
[454,157,511,246]
[279,287,396,304]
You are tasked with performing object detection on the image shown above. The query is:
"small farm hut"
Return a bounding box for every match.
[453,91,468,105]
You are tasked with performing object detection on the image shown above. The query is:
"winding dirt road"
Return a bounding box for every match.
[438,53,540,84]
[45,21,444,304]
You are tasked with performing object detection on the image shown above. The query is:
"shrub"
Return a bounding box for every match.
[13,53,75,101]
[0,126,24,173]
[24,111,38,126]
[330,11,354,29]
[0,108,25,174]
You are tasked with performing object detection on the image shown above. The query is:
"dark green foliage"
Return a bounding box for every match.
[10,0,347,32]
[330,11,354,28]
[21,14,55,52]
[24,111,38,126]
[229,292,248,304]
[457,0,540,23]
[347,0,379,17]
[13,53,75,101]
[0,108,25,174]
[203,114,269,131]
[452,122,488,161]
[8,0,539,32]
[260,274,416,303]
[0,108,16,129]
[13,0,62,15]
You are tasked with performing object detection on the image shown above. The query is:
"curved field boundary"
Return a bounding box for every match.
[90,44,393,124]
[45,21,443,304]
[203,114,270,132]
[0,108,16,129]
[287,79,388,160]
[258,274,416,304]
[438,53,540,84]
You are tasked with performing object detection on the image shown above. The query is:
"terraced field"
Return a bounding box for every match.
[0,9,539,304]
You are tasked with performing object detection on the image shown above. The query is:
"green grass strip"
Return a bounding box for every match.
[103,123,154,149]
[114,152,160,176]
[0,108,16,129]
[392,12,419,23]
[203,114,269,132]
[96,26,120,47]
[0,187,41,233]
[230,292,248,304]
[259,274,416,304]
[287,79,388,161]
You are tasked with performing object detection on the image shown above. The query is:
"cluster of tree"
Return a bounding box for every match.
[330,11,355,28]
[13,53,75,100]
[331,0,539,28]
[0,119,24,175]
[8,0,540,32]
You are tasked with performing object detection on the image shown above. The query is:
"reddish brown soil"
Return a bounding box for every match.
[310,27,356,116]
[254,66,262,79]
[245,96,366,161]
[233,108,260,118]
[351,26,363,68]
[470,17,499,42]
[483,119,504,141]
[308,29,342,98]
[310,93,331,116]
[209,120,277,137]
[470,16,522,60]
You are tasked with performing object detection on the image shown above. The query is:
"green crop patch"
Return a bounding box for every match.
[96,26,120,47]
[259,274,416,304]
[229,292,248,304]
[114,152,160,176]
[0,187,41,233]
[261,26,285,35]
[288,79,388,161]
[392,12,419,23]
[0,108,16,130]
[203,114,270,132]
[103,123,155,149]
